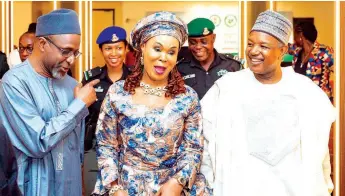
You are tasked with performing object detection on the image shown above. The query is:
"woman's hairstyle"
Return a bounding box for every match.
[295,22,318,43]
[128,44,135,52]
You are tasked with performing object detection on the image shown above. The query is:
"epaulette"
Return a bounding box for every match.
[176,57,191,66]
[83,66,102,81]
[223,53,245,67]
[232,55,245,67]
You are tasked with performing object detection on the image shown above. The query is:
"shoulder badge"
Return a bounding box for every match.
[95,86,104,93]
[83,67,102,81]
[227,55,244,67]
[176,57,191,66]
[221,54,245,70]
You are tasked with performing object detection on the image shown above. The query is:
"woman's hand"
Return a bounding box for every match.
[112,190,128,196]
[109,180,128,196]
[156,178,183,196]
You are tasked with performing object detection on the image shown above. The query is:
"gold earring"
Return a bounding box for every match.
[140,56,144,65]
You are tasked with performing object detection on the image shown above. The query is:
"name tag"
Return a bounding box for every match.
[183,74,196,80]
[95,86,104,93]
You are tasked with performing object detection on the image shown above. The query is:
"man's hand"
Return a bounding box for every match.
[156,178,183,196]
[74,79,100,107]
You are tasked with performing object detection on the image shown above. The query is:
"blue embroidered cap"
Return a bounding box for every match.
[36,8,81,37]
[96,26,127,45]
[130,11,188,51]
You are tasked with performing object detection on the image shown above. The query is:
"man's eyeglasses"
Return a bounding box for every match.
[19,46,33,54]
[44,37,82,59]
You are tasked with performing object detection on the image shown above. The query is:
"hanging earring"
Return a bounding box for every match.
[140,56,144,65]
[140,55,144,72]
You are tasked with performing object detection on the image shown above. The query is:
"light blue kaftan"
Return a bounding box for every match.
[0,61,89,196]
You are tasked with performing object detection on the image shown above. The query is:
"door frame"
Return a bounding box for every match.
[91,8,115,68]
[339,2,345,196]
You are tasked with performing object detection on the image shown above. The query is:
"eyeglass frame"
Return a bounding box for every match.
[18,46,34,54]
[43,36,82,59]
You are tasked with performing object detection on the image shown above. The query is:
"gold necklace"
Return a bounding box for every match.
[140,81,167,97]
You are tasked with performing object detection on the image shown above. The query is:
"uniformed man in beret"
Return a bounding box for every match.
[177,18,242,100]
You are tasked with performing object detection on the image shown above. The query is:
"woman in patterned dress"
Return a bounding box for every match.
[288,22,334,102]
[92,11,212,196]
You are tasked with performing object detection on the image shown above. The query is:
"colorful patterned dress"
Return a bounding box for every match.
[288,42,334,102]
[92,80,212,196]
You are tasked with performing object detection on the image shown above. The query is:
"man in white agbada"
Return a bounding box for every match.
[200,10,334,196]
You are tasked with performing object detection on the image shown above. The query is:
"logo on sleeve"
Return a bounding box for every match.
[95,86,104,93]
[217,69,228,77]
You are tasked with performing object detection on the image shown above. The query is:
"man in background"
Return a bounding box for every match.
[8,23,36,68]
[177,18,242,100]
[18,32,36,63]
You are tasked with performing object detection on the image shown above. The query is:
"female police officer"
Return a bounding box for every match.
[82,26,130,195]
[83,26,130,151]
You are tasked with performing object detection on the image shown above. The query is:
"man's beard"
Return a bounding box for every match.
[51,63,67,80]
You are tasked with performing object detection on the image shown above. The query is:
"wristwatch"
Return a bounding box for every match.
[109,185,125,195]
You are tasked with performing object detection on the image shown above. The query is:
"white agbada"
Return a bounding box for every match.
[200,67,334,196]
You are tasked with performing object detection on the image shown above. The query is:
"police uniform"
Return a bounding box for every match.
[177,18,243,100]
[81,26,130,196]
[82,26,129,151]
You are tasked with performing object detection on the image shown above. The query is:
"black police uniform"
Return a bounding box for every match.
[82,65,129,151]
[83,25,129,195]
[177,49,242,99]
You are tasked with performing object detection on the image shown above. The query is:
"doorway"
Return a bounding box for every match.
[92,9,115,68]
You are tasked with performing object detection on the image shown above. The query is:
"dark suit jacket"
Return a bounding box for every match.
[0,123,22,196]
[0,51,9,79]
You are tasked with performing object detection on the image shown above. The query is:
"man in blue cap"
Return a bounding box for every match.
[177,18,242,100]
[0,8,99,196]
[81,25,129,195]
